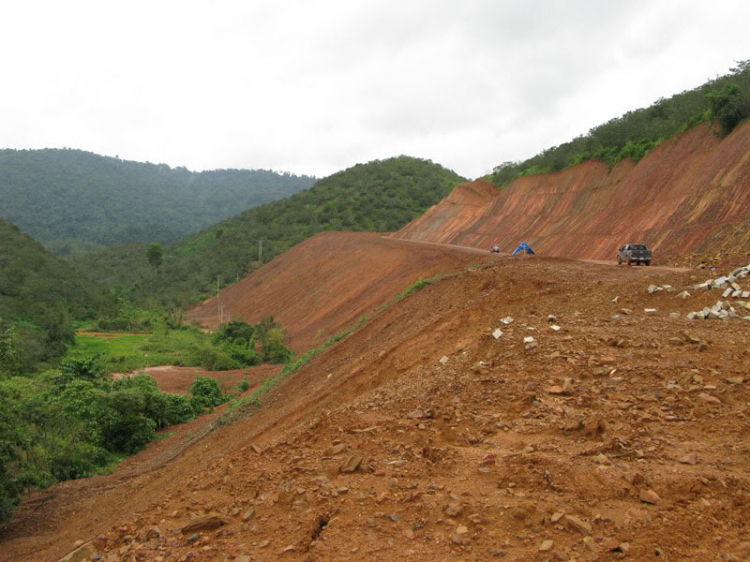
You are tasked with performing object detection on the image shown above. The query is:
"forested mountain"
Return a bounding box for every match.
[73,156,465,308]
[0,149,315,253]
[0,220,114,374]
[489,60,750,185]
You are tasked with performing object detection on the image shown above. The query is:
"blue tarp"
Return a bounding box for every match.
[511,241,535,256]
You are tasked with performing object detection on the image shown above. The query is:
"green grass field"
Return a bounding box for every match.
[68,329,211,374]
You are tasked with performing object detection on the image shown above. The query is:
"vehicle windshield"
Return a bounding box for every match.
[630,244,646,250]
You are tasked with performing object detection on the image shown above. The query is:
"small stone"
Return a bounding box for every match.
[242,507,255,521]
[439,356,449,365]
[550,511,564,523]
[564,514,592,534]
[181,514,226,534]
[539,539,555,552]
[678,453,698,465]
[639,489,662,504]
[456,524,469,535]
[444,502,463,517]
[583,536,599,554]
[547,385,565,395]
[645,308,658,315]
[550,325,561,332]
[340,454,363,473]
[492,328,503,339]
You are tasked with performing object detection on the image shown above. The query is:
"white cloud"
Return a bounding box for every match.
[0,0,747,179]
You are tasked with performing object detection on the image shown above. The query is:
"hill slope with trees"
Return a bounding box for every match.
[0,220,113,375]
[72,156,465,308]
[489,60,750,185]
[0,149,315,253]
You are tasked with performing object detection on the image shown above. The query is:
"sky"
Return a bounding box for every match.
[0,0,748,180]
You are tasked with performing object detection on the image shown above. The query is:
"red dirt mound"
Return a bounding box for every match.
[187,232,493,348]
[391,122,750,263]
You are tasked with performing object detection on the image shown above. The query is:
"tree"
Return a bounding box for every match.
[146,243,163,271]
[706,83,747,136]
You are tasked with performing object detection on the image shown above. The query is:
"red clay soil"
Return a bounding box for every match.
[391,122,750,264]
[115,364,281,396]
[4,254,750,561]
[187,232,494,348]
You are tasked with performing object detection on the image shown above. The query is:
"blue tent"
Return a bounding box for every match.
[511,241,535,256]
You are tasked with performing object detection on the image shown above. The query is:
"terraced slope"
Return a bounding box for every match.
[391,122,750,263]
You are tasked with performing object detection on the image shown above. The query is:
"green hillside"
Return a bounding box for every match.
[73,156,465,308]
[0,149,315,253]
[489,60,750,185]
[0,220,114,375]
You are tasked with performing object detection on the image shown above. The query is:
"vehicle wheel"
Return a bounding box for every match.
[627,257,631,266]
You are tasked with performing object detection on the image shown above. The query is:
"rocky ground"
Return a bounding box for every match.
[3,255,750,562]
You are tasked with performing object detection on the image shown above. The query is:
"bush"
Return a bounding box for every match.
[706,82,747,136]
[190,376,224,409]
[237,378,250,393]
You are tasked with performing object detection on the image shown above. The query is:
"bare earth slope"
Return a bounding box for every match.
[391,122,750,262]
[187,232,492,349]
[3,253,750,561]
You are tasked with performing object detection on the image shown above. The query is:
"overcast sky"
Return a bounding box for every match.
[1,0,747,179]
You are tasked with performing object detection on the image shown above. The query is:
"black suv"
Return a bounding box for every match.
[618,244,652,266]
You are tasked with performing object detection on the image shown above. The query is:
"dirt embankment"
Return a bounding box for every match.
[5,256,750,561]
[187,232,493,348]
[391,122,750,263]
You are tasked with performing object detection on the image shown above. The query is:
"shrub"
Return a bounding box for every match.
[190,376,224,409]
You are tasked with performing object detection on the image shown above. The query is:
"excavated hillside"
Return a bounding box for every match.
[3,241,750,562]
[391,122,750,263]
[187,232,491,350]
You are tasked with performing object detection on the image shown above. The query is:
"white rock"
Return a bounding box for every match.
[550,325,561,332]
[722,287,733,298]
[676,290,691,299]
[732,290,742,298]
[492,329,503,339]
[743,291,750,299]
[687,312,700,320]
[500,316,514,325]
[439,356,449,365]
[669,312,681,319]
[644,308,658,315]
[523,336,535,344]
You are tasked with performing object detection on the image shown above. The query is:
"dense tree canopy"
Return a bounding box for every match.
[72,156,465,308]
[0,219,114,375]
[0,149,315,254]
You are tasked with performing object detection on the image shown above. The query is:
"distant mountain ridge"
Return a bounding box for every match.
[0,148,315,253]
[73,155,466,308]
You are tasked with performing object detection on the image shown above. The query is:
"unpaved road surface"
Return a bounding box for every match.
[3,253,750,561]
